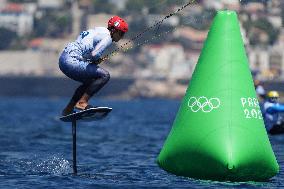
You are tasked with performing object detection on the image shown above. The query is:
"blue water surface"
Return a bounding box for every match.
[0,97,283,189]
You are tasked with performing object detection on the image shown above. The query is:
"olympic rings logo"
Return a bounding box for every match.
[187,96,221,113]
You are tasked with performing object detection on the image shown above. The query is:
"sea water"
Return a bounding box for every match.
[0,97,283,188]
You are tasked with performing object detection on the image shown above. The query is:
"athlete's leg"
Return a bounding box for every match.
[59,53,110,112]
[75,67,110,110]
[62,84,88,115]
[74,93,91,110]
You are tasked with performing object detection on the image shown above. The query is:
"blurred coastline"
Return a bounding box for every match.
[0,76,188,99]
[1,76,284,99]
[0,0,284,98]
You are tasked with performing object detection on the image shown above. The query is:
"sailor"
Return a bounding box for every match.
[59,16,128,115]
[263,91,284,135]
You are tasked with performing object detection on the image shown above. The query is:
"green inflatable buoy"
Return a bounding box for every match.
[157,10,279,181]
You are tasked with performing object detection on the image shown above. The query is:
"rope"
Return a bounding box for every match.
[100,0,196,62]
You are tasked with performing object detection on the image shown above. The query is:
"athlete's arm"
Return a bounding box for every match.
[91,37,111,63]
[267,104,284,114]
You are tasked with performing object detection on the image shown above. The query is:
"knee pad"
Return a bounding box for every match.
[102,71,110,84]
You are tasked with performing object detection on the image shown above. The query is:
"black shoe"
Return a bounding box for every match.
[62,109,75,116]
[84,105,94,110]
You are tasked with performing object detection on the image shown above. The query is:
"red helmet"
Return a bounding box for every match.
[108,16,128,33]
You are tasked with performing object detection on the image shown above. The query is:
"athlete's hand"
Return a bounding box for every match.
[94,58,104,65]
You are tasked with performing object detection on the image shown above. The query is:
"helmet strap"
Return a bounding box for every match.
[108,26,117,37]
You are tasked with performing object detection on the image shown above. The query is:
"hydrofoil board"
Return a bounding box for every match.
[59,107,112,122]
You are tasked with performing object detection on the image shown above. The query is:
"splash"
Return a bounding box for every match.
[9,155,72,175]
[31,156,71,175]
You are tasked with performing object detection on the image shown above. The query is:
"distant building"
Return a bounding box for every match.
[221,0,240,11]
[248,45,284,80]
[182,4,203,17]
[71,0,83,36]
[37,0,65,9]
[78,0,92,8]
[248,47,270,79]
[269,49,282,78]
[0,50,62,76]
[202,0,223,10]
[87,13,111,29]
[28,37,68,52]
[109,0,127,10]
[267,15,282,28]
[267,0,282,15]
[174,27,208,50]
[202,0,239,10]
[153,44,186,79]
[0,0,6,7]
[0,3,34,36]
[239,23,249,45]
[242,2,265,14]
[145,14,179,27]
[142,44,190,79]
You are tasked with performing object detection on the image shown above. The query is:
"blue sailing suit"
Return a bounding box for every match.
[59,27,112,101]
[263,100,284,135]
